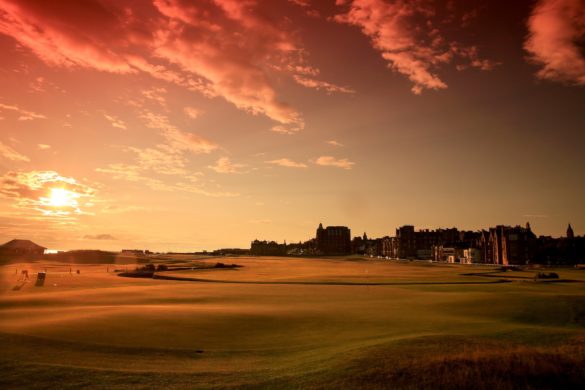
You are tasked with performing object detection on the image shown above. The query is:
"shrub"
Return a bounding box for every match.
[536,272,559,279]
[136,264,155,272]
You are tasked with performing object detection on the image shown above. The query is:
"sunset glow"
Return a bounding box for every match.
[46,188,77,208]
[0,0,583,251]
[1,2,585,388]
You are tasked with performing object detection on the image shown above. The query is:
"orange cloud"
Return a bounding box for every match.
[0,102,46,121]
[0,170,96,217]
[141,87,168,108]
[0,141,29,162]
[0,0,140,73]
[0,0,312,133]
[103,114,127,130]
[208,157,247,174]
[288,0,320,18]
[140,111,218,154]
[266,158,308,168]
[293,75,355,94]
[326,140,344,147]
[525,0,585,85]
[335,0,497,94]
[96,164,238,197]
[314,156,355,170]
[125,146,188,175]
[184,107,203,120]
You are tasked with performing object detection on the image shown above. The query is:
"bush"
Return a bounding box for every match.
[536,272,559,279]
[136,264,155,272]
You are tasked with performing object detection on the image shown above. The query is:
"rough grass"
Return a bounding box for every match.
[2,336,584,389]
[298,336,585,390]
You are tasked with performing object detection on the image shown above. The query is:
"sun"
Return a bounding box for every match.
[47,188,77,208]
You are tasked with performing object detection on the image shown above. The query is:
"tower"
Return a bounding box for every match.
[567,223,574,239]
[316,223,325,252]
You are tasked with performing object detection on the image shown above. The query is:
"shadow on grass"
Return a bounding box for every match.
[2,335,584,389]
[150,274,512,286]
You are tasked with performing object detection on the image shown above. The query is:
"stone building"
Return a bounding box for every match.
[316,223,351,255]
[250,240,287,256]
[479,223,537,265]
[385,226,461,259]
[0,239,46,256]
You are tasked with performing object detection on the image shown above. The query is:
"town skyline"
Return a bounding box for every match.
[1,220,580,253]
[1,0,584,251]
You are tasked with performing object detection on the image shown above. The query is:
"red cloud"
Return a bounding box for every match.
[335,0,497,94]
[0,0,144,73]
[525,0,585,85]
[0,0,309,132]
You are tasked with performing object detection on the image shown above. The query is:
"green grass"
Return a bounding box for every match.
[1,257,584,388]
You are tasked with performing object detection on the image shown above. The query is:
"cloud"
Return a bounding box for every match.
[97,106,235,196]
[265,158,308,168]
[125,145,188,175]
[0,0,139,73]
[95,164,145,183]
[28,76,65,94]
[0,102,46,121]
[140,110,218,154]
[335,0,498,94]
[271,123,305,135]
[83,234,117,240]
[288,0,321,17]
[96,163,177,192]
[104,114,127,130]
[37,144,51,150]
[293,75,355,94]
[0,170,96,217]
[208,157,247,174]
[524,0,585,85]
[141,87,168,107]
[96,163,239,197]
[326,140,344,147]
[184,106,203,119]
[0,141,29,162]
[0,0,311,132]
[101,205,146,214]
[522,214,549,219]
[152,0,306,132]
[314,156,355,170]
[173,182,240,197]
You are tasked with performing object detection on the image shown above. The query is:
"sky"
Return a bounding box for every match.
[0,0,584,251]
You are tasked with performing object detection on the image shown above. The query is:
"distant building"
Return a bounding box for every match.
[567,223,574,239]
[316,223,351,255]
[121,249,146,256]
[433,243,481,264]
[479,224,537,265]
[0,239,46,256]
[462,247,482,264]
[250,240,287,256]
[389,225,416,258]
[386,226,461,259]
[533,223,584,264]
